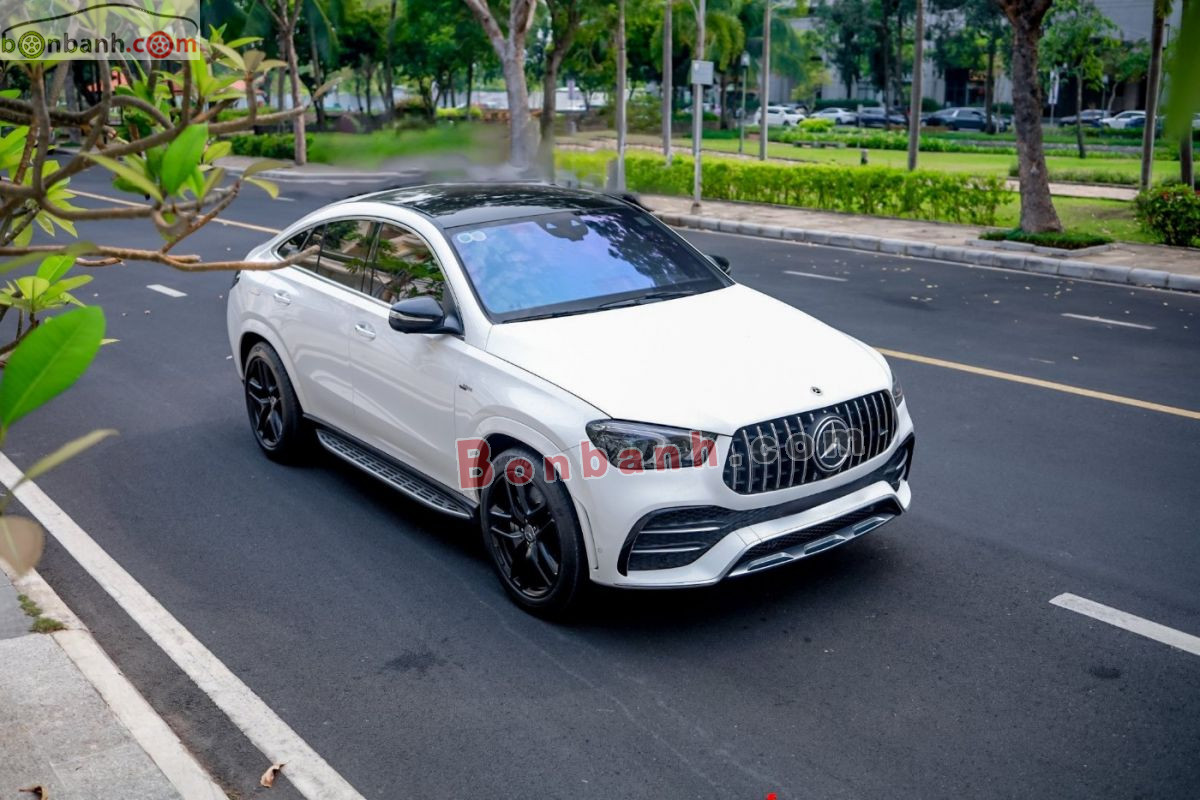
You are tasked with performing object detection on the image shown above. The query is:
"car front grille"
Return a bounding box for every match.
[723,390,896,495]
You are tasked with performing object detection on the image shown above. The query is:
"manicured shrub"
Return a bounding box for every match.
[436,106,484,121]
[227,133,313,160]
[556,151,1009,225]
[1134,183,1200,246]
[798,117,834,133]
[921,97,942,113]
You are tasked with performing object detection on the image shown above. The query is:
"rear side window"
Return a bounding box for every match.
[316,219,377,293]
[278,226,321,272]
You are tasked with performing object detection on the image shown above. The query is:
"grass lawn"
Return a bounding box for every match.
[995,196,1154,243]
[308,123,502,167]
[669,134,1177,183]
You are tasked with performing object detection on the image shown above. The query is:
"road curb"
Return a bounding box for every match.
[1,561,226,800]
[654,211,1198,293]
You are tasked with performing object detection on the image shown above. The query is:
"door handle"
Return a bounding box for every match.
[273,290,292,306]
[354,322,376,341]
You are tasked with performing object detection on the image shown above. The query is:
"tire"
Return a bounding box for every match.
[243,342,309,464]
[480,447,589,617]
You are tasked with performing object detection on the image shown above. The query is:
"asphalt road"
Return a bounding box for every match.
[6,170,1200,799]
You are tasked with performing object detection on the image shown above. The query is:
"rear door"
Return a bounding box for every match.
[274,218,376,432]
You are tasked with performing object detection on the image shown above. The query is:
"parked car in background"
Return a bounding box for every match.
[1125,115,1164,135]
[758,105,804,127]
[1059,109,1106,128]
[858,107,907,128]
[811,107,858,125]
[922,107,1007,133]
[1100,110,1145,129]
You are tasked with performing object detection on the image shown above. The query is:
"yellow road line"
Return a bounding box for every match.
[879,348,1200,421]
[72,189,281,235]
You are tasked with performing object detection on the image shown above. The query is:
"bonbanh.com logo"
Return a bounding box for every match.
[0,0,199,60]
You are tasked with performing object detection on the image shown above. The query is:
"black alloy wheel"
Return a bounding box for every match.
[243,342,307,463]
[481,447,588,616]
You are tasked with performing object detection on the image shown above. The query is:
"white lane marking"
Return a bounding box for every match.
[784,270,848,282]
[1050,593,1200,657]
[0,454,367,800]
[71,190,280,235]
[1061,313,1156,330]
[146,284,187,298]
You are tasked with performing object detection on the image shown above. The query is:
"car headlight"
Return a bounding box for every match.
[891,373,904,406]
[585,420,717,470]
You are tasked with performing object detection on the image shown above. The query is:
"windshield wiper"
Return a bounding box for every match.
[595,289,696,310]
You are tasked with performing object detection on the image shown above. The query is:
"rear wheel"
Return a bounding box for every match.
[480,447,589,617]
[243,342,308,463]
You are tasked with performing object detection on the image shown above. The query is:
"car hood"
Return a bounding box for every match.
[484,285,890,434]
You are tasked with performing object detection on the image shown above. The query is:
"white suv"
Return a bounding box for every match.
[758,105,804,127]
[227,184,914,615]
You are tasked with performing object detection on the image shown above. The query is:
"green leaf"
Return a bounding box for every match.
[203,140,232,164]
[242,159,287,178]
[14,429,118,488]
[36,254,75,283]
[161,124,209,196]
[85,154,162,202]
[245,176,279,198]
[39,275,92,305]
[0,306,105,429]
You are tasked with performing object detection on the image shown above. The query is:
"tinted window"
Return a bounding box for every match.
[277,228,311,258]
[280,226,322,272]
[370,224,446,303]
[317,219,376,293]
[448,206,728,321]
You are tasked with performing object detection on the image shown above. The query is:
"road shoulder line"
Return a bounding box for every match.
[2,563,226,799]
[0,452,366,800]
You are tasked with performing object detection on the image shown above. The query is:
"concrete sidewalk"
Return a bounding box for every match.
[643,194,1200,292]
[0,566,223,800]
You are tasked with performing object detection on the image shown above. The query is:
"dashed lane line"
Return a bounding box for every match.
[146,284,187,298]
[1061,313,1156,330]
[1051,593,1200,658]
[784,270,848,282]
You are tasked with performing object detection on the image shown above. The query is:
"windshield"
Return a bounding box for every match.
[447,205,729,322]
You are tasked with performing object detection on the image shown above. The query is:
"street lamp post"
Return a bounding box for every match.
[739,51,749,155]
[759,0,771,161]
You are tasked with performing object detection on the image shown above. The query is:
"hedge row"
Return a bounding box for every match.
[558,151,1008,225]
[772,128,1154,159]
[227,133,312,159]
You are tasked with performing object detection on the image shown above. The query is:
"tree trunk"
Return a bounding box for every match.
[1181,135,1195,188]
[1074,73,1086,158]
[1140,1,1165,190]
[309,22,326,132]
[466,61,474,109]
[662,0,673,162]
[387,0,399,118]
[279,10,306,164]
[907,0,923,170]
[985,37,996,132]
[503,52,532,167]
[1007,14,1062,231]
[759,0,770,160]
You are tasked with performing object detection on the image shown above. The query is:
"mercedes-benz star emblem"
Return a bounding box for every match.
[811,415,852,472]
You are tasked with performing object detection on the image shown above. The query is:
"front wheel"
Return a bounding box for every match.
[480,447,589,617]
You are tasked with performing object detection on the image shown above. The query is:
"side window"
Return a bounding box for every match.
[279,225,322,272]
[370,224,446,303]
[317,219,377,293]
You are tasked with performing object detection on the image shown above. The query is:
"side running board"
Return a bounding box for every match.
[315,428,475,519]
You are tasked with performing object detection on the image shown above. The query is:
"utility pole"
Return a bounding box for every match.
[1141,0,1166,190]
[906,0,924,170]
[759,0,771,161]
[691,0,705,213]
[617,0,627,189]
[739,51,749,154]
[663,0,673,163]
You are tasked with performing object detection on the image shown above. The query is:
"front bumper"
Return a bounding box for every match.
[563,405,915,588]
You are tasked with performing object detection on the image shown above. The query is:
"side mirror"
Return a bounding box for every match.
[388,295,463,335]
[708,253,732,275]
